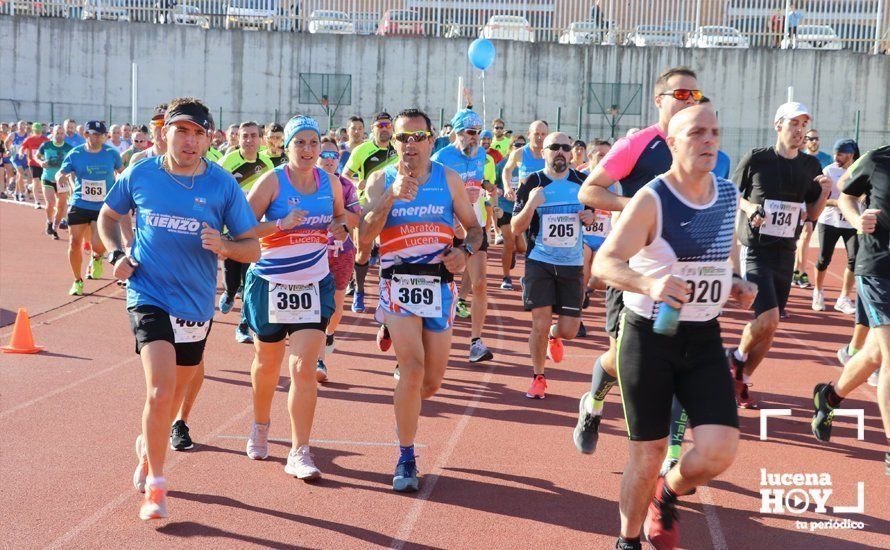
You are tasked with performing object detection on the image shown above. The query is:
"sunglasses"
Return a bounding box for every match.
[659,89,704,102]
[462,128,481,136]
[374,121,392,129]
[805,136,820,141]
[546,143,573,152]
[493,126,504,130]
[319,151,339,160]
[133,139,147,143]
[394,131,432,143]
[513,141,526,148]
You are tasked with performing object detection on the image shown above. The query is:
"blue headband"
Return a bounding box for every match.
[284,115,320,147]
[833,139,857,154]
[451,109,483,133]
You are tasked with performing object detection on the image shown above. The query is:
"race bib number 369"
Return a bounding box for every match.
[268,282,321,324]
[81,179,107,202]
[392,274,442,318]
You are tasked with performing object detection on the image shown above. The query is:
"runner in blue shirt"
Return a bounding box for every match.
[57,121,124,296]
[98,97,259,522]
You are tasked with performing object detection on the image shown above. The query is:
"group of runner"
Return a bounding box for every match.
[5,67,889,549]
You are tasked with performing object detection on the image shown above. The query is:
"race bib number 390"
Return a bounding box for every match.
[268,282,321,324]
[81,179,107,202]
[673,262,732,321]
[169,316,210,343]
[760,199,803,238]
[542,213,580,247]
[392,274,442,318]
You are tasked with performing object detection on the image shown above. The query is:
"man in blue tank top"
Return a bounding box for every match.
[361,108,483,493]
[511,132,594,401]
[592,106,756,550]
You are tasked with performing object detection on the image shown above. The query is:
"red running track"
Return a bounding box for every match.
[1,201,888,549]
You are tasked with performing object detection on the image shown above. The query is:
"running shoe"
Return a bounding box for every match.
[59,219,68,230]
[316,359,329,383]
[133,434,148,493]
[50,228,59,240]
[235,325,253,344]
[325,333,336,355]
[576,322,587,338]
[798,272,811,288]
[469,339,493,363]
[811,383,836,442]
[582,290,590,309]
[495,234,504,245]
[377,325,392,352]
[779,308,790,319]
[284,445,321,481]
[573,392,601,454]
[791,271,801,287]
[660,457,679,478]
[139,479,168,521]
[45,222,52,235]
[393,458,419,492]
[393,364,401,380]
[89,256,104,280]
[170,420,194,451]
[811,289,825,311]
[69,280,84,296]
[344,279,356,297]
[455,299,470,318]
[837,345,853,366]
[526,374,547,399]
[615,540,643,550]
[246,421,270,460]
[834,296,856,316]
[728,349,757,409]
[218,293,235,314]
[352,292,366,313]
[500,277,514,290]
[644,477,680,550]
[34,201,42,210]
[867,369,879,387]
[547,333,564,363]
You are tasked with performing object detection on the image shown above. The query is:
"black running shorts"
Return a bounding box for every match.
[604,286,624,339]
[522,258,583,316]
[67,205,100,226]
[128,305,212,367]
[741,245,795,317]
[616,311,739,441]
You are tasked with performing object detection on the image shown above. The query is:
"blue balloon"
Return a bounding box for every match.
[468,38,496,71]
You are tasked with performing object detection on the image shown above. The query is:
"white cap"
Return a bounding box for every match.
[774,101,811,124]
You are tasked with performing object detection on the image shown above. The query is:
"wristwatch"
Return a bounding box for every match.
[109,249,127,265]
[459,243,475,257]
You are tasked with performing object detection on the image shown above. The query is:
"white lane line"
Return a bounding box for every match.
[0,284,121,338]
[47,405,254,549]
[216,435,428,448]
[697,485,729,550]
[0,356,139,419]
[389,296,507,549]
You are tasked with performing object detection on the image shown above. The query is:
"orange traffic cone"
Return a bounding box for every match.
[1,308,43,354]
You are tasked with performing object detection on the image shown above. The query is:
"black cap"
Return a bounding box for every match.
[85,120,107,134]
[374,112,392,122]
[573,140,586,148]
[151,104,168,121]
[165,103,215,133]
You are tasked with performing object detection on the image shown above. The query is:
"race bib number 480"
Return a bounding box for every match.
[392,274,442,318]
[760,199,803,238]
[673,262,732,321]
[542,213,580,247]
[169,316,210,343]
[81,179,107,202]
[268,282,321,324]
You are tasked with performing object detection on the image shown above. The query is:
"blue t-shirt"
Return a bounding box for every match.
[712,150,731,179]
[806,150,833,170]
[528,175,585,266]
[60,144,123,211]
[64,134,86,148]
[105,157,258,322]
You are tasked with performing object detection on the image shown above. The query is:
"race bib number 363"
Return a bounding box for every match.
[81,179,107,202]
[392,274,442,318]
[672,262,732,321]
[169,316,210,343]
[268,282,321,324]
[542,213,580,247]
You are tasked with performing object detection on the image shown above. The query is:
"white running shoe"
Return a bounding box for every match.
[139,479,168,520]
[837,345,853,366]
[868,369,880,387]
[812,289,825,311]
[133,434,148,493]
[834,296,856,316]
[246,422,270,460]
[284,445,321,480]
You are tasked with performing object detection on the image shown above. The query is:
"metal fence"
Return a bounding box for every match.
[4,0,888,53]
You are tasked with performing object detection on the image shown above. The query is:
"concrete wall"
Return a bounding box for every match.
[2,16,888,162]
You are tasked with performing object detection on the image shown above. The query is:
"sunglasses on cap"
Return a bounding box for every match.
[659,89,704,102]
[462,128,481,136]
[546,143,573,152]
[319,151,339,160]
[394,131,432,143]
[374,120,392,129]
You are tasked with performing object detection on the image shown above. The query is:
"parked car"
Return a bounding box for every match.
[226,0,276,31]
[376,9,424,36]
[480,15,534,43]
[624,24,684,47]
[82,0,130,22]
[308,9,354,34]
[158,3,210,28]
[558,20,616,45]
[351,11,378,35]
[685,26,749,49]
[781,24,842,50]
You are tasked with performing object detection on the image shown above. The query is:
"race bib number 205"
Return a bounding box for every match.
[542,213,580,247]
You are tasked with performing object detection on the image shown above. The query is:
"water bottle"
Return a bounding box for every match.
[653,302,680,336]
